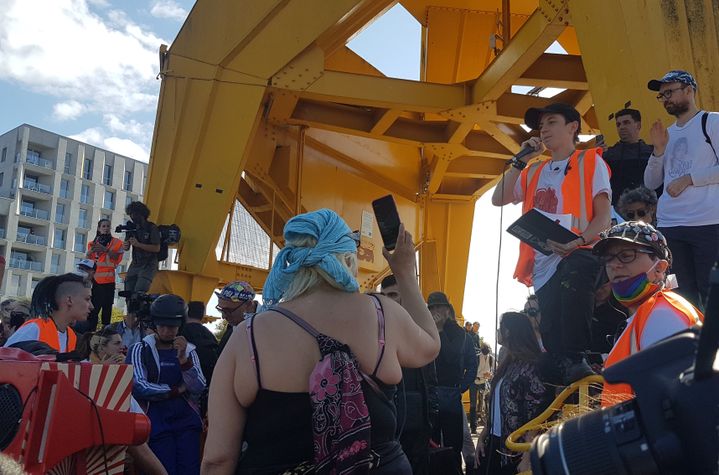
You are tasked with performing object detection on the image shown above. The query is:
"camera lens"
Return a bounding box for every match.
[531,400,663,475]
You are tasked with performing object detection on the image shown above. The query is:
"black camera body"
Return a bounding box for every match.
[115,221,138,239]
[118,290,159,325]
[530,326,719,474]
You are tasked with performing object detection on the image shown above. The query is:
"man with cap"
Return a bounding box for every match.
[492,102,612,385]
[428,291,478,465]
[645,70,719,310]
[592,221,702,406]
[215,281,257,355]
[128,294,206,474]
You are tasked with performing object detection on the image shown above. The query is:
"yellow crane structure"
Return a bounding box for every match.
[145,0,719,312]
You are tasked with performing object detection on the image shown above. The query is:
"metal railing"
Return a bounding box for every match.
[0,229,5,239]
[78,219,90,229]
[8,259,43,272]
[26,154,53,169]
[80,194,91,205]
[53,240,65,249]
[74,242,86,253]
[59,189,71,199]
[55,214,67,224]
[16,233,47,245]
[23,181,52,194]
[20,208,49,220]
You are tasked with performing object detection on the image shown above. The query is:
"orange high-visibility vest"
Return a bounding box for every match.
[513,148,607,287]
[87,237,124,284]
[601,291,702,407]
[19,318,77,352]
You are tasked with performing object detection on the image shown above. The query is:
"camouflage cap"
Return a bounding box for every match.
[648,70,697,91]
[215,280,256,302]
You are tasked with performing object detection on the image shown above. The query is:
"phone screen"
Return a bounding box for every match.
[372,195,401,251]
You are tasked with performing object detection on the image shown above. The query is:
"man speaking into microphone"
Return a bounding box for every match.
[491,102,612,385]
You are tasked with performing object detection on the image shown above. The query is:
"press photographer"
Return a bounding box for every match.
[122,201,161,294]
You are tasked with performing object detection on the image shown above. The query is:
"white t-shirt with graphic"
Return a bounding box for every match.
[513,155,611,290]
[644,111,719,227]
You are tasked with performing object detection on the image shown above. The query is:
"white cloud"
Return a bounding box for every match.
[0,0,165,116]
[87,0,110,7]
[150,0,188,21]
[71,127,150,162]
[52,100,87,120]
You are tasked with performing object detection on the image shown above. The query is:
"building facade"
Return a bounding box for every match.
[0,124,148,300]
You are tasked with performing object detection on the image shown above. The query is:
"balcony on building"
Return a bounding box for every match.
[9,251,44,272]
[25,149,55,171]
[21,174,53,199]
[19,202,50,221]
[16,231,47,246]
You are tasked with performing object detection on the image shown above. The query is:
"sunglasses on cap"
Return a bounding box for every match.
[624,209,649,220]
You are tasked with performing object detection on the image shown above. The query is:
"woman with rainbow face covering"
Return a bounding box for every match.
[593,221,703,406]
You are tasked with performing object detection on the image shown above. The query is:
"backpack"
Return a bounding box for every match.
[252,295,387,474]
[701,112,718,163]
[157,224,181,262]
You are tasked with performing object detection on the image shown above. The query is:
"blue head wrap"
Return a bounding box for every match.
[263,209,359,304]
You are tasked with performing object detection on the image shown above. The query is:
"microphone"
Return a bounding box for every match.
[507,144,539,165]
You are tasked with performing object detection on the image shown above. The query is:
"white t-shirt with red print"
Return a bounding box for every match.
[513,155,611,290]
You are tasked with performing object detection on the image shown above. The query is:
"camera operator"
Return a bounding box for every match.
[123,201,161,294]
[592,221,703,405]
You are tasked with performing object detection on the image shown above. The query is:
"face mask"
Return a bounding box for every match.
[611,261,661,306]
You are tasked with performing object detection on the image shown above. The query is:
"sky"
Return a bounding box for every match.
[1,2,564,345]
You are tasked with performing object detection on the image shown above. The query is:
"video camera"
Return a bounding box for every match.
[530,267,719,474]
[118,290,159,325]
[115,221,138,239]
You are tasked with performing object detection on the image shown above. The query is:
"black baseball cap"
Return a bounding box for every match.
[524,102,581,131]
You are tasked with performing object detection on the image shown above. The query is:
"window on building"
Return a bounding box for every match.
[10,275,21,294]
[103,164,113,186]
[31,278,40,291]
[60,179,70,199]
[64,152,72,174]
[125,194,133,207]
[104,190,115,210]
[124,170,133,191]
[11,177,16,189]
[54,229,66,249]
[1,147,6,163]
[51,254,61,274]
[0,172,4,187]
[56,203,65,224]
[74,232,87,253]
[83,158,93,180]
[80,184,90,204]
[79,207,89,228]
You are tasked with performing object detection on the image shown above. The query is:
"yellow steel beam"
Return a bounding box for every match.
[315,0,396,55]
[516,53,588,89]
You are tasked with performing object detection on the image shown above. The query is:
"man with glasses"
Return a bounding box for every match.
[592,221,702,406]
[645,70,719,310]
[215,280,257,355]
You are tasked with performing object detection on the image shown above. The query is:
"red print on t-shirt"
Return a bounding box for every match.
[534,187,558,213]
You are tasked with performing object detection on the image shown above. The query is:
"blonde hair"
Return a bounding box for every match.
[281,235,358,302]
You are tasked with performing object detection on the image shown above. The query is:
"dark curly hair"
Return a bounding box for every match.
[617,186,658,220]
[125,201,150,219]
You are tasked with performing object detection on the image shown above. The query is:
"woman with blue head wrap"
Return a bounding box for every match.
[204,208,441,474]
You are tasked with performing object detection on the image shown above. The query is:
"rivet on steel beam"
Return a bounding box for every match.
[216,188,223,194]
[195,184,202,189]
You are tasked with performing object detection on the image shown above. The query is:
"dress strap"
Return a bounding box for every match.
[368,294,386,377]
[245,315,263,389]
[270,306,322,339]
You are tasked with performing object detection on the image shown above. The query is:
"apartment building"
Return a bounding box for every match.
[0,124,148,300]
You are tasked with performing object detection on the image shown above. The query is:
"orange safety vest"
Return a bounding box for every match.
[87,237,124,284]
[601,291,702,407]
[513,147,607,287]
[19,318,77,352]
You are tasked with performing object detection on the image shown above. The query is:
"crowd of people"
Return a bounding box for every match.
[0,68,715,474]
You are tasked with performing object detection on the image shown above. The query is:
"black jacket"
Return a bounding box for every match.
[602,140,656,205]
[434,320,478,392]
[181,321,219,383]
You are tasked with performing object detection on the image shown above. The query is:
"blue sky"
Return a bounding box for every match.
[2,1,533,341]
[0,0,195,161]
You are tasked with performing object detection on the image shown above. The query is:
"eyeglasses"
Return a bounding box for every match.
[600,248,655,265]
[215,301,248,315]
[624,209,648,220]
[656,86,687,101]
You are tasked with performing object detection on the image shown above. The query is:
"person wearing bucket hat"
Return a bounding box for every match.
[492,101,612,385]
[215,281,257,355]
[593,221,703,406]
[644,69,719,310]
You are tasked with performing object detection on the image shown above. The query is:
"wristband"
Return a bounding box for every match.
[511,158,527,170]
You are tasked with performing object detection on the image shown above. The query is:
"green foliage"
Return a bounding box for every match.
[214,319,228,341]
[111,307,125,323]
